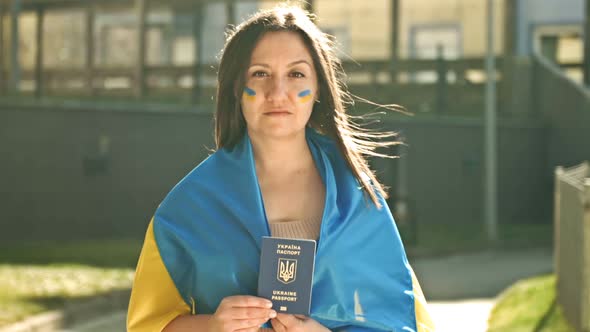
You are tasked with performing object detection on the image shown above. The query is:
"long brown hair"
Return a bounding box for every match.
[215,5,400,208]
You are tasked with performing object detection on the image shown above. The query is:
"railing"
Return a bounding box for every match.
[556,61,584,84]
[532,55,590,117]
[1,56,515,117]
[554,161,590,332]
[532,53,590,172]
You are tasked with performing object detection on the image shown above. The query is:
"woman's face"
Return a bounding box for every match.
[240,31,319,140]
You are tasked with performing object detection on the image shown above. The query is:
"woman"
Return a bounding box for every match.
[127,5,434,332]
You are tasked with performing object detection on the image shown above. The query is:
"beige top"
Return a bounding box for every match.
[259,217,322,331]
[268,218,321,240]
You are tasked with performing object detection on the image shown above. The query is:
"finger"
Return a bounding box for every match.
[230,317,270,331]
[235,328,261,332]
[231,307,277,320]
[234,323,267,332]
[270,318,287,332]
[214,308,274,326]
[220,295,273,309]
[274,313,301,328]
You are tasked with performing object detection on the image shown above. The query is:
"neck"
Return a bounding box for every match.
[249,130,313,174]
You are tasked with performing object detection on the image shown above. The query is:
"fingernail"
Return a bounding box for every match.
[266,301,273,308]
[269,310,277,318]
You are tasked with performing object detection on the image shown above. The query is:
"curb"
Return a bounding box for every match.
[0,289,130,332]
[406,245,552,260]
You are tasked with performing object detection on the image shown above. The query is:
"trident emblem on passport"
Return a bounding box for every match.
[277,258,297,284]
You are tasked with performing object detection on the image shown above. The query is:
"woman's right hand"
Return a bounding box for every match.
[209,295,277,332]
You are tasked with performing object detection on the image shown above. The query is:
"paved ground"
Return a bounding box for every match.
[412,247,554,331]
[62,312,126,332]
[63,248,554,332]
[412,247,554,300]
[429,299,495,332]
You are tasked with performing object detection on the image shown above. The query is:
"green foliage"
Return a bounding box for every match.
[0,239,141,326]
[0,239,142,268]
[0,264,133,327]
[487,274,575,332]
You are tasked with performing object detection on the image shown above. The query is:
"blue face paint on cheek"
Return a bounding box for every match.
[298,89,312,102]
[243,87,256,101]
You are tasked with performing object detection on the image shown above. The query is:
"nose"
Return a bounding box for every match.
[266,76,288,104]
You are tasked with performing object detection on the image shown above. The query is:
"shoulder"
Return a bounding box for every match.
[170,151,218,194]
[156,147,230,215]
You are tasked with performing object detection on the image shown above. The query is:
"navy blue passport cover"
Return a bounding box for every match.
[257,236,316,316]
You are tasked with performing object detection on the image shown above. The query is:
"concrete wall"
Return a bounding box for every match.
[378,117,549,227]
[0,105,215,242]
[0,103,551,243]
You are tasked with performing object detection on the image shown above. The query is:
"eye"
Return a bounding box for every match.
[252,71,268,78]
[290,71,305,78]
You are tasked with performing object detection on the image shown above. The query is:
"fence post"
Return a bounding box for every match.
[85,4,95,97]
[557,162,590,331]
[225,0,235,26]
[436,44,447,115]
[135,0,147,99]
[389,0,400,85]
[191,2,203,105]
[0,2,4,96]
[554,166,564,289]
[10,0,21,94]
[34,5,44,99]
[583,175,590,332]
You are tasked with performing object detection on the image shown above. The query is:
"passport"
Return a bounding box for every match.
[257,236,316,316]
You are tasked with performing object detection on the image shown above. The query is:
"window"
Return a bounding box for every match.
[408,23,461,83]
[410,24,461,60]
[532,23,583,83]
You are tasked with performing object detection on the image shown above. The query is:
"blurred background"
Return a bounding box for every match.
[0,0,588,331]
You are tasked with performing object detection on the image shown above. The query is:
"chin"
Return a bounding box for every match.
[254,126,307,140]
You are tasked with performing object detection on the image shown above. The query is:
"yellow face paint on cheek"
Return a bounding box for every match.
[243,87,256,102]
[298,89,312,103]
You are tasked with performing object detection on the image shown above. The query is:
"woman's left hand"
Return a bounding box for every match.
[270,314,330,332]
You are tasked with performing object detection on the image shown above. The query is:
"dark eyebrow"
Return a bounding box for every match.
[249,60,312,69]
[287,60,312,68]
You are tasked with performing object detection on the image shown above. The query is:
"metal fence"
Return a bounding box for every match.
[0,56,509,117]
[554,161,590,332]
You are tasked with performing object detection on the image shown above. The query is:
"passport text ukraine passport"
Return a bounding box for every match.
[258,236,316,315]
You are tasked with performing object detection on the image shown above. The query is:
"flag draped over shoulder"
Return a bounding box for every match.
[128,128,428,332]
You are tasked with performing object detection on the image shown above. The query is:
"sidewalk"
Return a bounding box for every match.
[33,248,554,332]
[412,247,554,331]
[412,247,553,300]
[64,304,496,332]
[429,299,495,332]
[61,312,126,332]
[0,290,130,332]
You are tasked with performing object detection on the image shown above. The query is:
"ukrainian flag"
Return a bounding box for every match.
[127,128,435,331]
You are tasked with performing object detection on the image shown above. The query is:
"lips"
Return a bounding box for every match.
[264,110,291,115]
